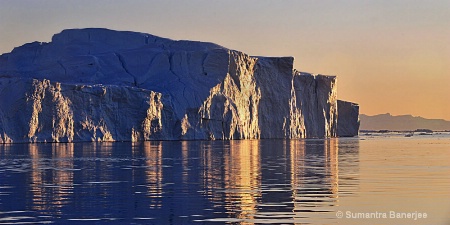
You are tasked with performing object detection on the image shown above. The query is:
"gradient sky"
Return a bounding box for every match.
[1,0,449,120]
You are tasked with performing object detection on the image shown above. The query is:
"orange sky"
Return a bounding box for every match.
[1,0,449,120]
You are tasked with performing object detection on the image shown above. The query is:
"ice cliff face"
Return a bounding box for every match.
[0,28,359,143]
[291,71,338,138]
[0,78,172,143]
[337,100,360,137]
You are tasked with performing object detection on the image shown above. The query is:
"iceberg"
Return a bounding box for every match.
[0,28,359,142]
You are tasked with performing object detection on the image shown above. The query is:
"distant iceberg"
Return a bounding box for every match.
[0,28,359,143]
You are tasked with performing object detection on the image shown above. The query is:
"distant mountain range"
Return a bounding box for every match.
[360,113,450,131]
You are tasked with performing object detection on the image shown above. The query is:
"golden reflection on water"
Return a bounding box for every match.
[17,139,344,223]
[0,139,360,224]
[3,135,450,224]
[326,139,339,197]
[290,140,305,214]
[30,143,74,214]
[144,141,163,209]
[182,141,189,184]
[199,139,340,223]
[223,140,261,223]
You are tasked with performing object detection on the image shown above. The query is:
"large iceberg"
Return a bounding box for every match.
[0,28,359,143]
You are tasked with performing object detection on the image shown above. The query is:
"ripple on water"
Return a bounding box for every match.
[1,137,449,224]
[85,181,124,184]
[67,218,102,221]
[0,211,46,225]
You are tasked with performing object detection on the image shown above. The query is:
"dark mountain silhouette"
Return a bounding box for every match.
[360,113,450,131]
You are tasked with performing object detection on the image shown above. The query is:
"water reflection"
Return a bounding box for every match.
[289,140,339,220]
[222,140,261,223]
[246,139,343,224]
[144,142,163,209]
[30,143,74,214]
[0,139,359,224]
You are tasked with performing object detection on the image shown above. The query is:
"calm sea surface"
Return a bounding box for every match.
[0,134,449,224]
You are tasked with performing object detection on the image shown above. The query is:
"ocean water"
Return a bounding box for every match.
[0,134,449,224]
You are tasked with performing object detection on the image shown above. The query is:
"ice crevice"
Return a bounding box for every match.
[115,52,137,86]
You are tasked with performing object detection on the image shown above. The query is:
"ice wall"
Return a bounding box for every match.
[0,78,174,143]
[337,100,360,137]
[0,28,358,142]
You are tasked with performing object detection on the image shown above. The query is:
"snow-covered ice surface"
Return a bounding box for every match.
[0,28,359,143]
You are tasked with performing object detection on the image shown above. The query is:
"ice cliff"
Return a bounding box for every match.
[0,28,359,143]
[337,100,360,137]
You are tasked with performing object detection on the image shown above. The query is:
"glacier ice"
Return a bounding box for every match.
[337,100,360,137]
[0,28,359,143]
